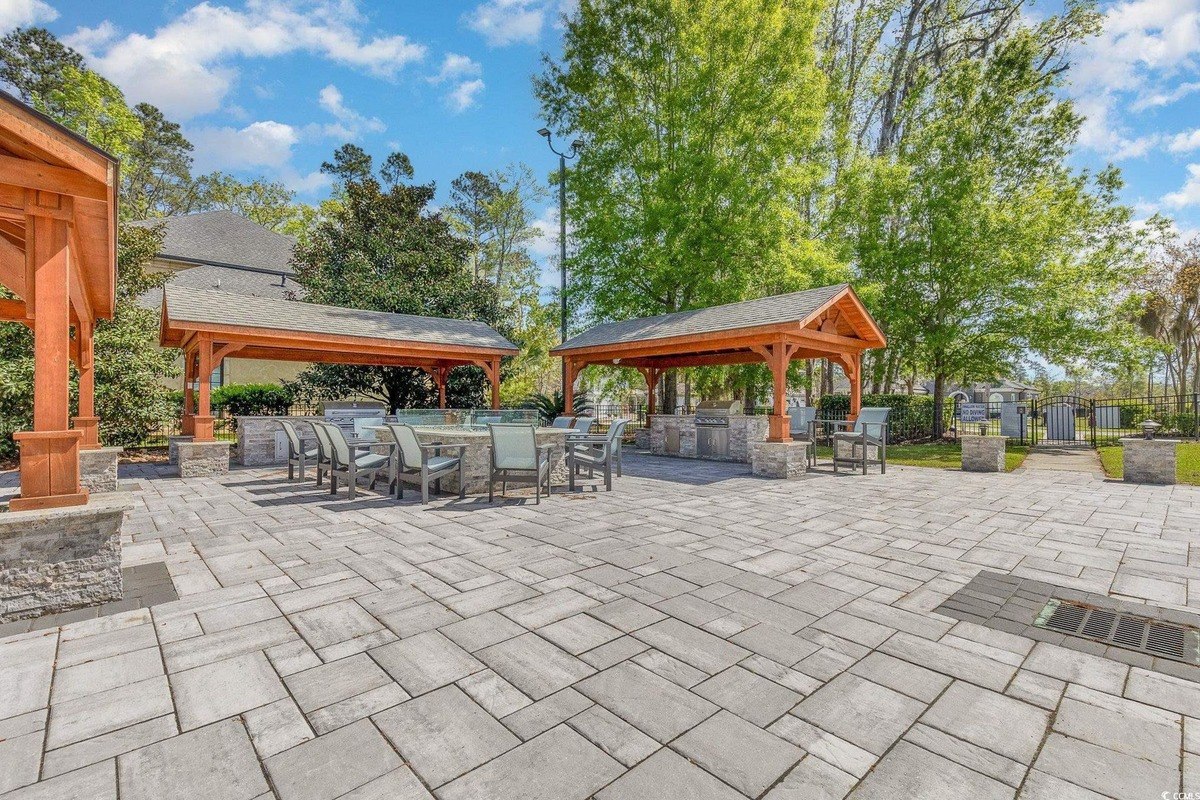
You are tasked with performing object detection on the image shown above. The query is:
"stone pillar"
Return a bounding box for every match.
[168,435,194,466]
[751,440,809,479]
[176,440,232,477]
[962,435,1005,473]
[1122,437,1176,484]
[0,495,129,623]
[79,446,123,493]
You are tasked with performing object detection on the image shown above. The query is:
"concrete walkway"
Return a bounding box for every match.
[1017,444,1105,477]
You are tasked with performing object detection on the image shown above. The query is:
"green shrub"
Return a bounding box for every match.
[815,394,936,442]
[211,383,294,417]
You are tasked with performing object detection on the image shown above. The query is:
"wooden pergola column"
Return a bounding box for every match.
[71,318,100,449]
[193,336,215,441]
[423,366,450,409]
[752,339,798,443]
[10,207,86,510]
[637,366,663,416]
[836,352,863,421]
[474,358,501,410]
[181,350,196,436]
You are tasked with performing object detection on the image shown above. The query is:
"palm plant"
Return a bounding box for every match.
[524,391,592,426]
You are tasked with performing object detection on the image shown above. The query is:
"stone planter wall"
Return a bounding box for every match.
[177,441,232,477]
[1122,437,1176,485]
[0,495,130,623]
[79,446,122,493]
[168,435,192,466]
[962,435,1005,473]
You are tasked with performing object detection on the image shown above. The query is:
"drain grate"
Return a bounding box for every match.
[1034,599,1200,665]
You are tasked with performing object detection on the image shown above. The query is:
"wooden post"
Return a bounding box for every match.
[181,350,196,436]
[488,358,501,410]
[11,209,86,510]
[194,336,215,441]
[73,319,100,449]
[436,367,448,409]
[564,358,576,416]
[840,352,862,421]
[752,340,796,443]
[639,367,661,416]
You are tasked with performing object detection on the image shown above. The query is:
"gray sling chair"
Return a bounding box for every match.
[567,418,629,492]
[316,421,391,499]
[279,420,319,480]
[385,422,466,504]
[487,423,553,504]
[570,416,596,434]
[551,416,575,429]
[308,420,335,487]
[831,407,890,475]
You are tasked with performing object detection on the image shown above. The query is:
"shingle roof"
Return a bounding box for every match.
[139,264,298,310]
[129,210,295,273]
[553,284,851,352]
[163,285,518,352]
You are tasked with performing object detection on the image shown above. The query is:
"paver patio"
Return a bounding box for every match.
[2,453,1200,798]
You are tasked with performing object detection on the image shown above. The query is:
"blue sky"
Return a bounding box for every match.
[2,0,1198,267]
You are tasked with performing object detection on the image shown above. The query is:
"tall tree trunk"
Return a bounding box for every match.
[932,371,946,439]
[804,360,813,406]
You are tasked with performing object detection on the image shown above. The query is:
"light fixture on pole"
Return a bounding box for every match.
[538,127,582,400]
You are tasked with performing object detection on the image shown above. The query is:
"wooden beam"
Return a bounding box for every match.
[0,153,107,202]
[0,297,29,323]
[0,99,111,184]
[0,232,26,298]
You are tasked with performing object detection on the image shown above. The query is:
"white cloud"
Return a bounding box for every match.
[66,0,426,119]
[447,78,485,112]
[1068,0,1200,158]
[431,53,482,83]
[1169,129,1200,154]
[1163,164,1200,208]
[315,83,385,138]
[0,0,57,33]
[188,120,298,171]
[465,0,546,46]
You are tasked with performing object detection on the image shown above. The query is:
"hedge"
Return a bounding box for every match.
[815,393,938,442]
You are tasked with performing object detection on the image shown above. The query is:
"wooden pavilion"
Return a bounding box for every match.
[0,91,119,510]
[551,284,887,442]
[160,285,519,439]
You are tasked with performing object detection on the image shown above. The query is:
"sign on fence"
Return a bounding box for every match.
[958,403,988,424]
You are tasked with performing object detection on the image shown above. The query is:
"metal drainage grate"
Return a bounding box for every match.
[1034,599,1200,665]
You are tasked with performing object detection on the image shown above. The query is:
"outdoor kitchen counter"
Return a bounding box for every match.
[368,425,569,495]
[649,414,768,463]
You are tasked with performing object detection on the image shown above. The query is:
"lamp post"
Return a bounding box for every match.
[538,127,583,399]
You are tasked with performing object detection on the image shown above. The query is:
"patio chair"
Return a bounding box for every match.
[317,421,391,499]
[571,416,596,434]
[831,407,890,475]
[567,418,629,492]
[308,420,335,487]
[551,416,575,429]
[789,406,818,468]
[385,422,466,504]
[487,423,553,504]
[280,420,318,481]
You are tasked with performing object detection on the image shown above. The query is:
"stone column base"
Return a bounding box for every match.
[0,495,130,623]
[634,427,650,450]
[168,435,194,466]
[751,440,810,479]
[962,435,1005,473]
[177,440,232,477]
[79,446,123,493]
[1122,437,1176,484]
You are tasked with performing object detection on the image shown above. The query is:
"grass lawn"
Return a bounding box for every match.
[815,442,1029,472]
[1097,442,1200,484]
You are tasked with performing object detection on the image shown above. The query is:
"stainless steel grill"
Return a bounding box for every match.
[695,400,743,458]
[323,400,388,438]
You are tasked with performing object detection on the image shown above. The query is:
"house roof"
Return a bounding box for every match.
[139,264,297,310]
[161,284,517,353]
[553,284,880,353]
[129,210,295,273]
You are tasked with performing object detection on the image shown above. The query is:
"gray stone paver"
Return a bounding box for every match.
[5,453,1200,798]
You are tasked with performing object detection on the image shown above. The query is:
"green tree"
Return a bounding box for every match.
[536,0,841,407]
[122,103,196,220]
[187,172,300,232]
[291,145,506,410]
[839,30,1146,435]
[0,27,85,103]
[40,66,143,161]
[448,170,500,280]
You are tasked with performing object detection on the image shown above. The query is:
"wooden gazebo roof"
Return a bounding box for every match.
[551,284,885,368]
[552,284,886,442]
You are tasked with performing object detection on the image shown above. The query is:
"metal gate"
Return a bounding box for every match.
[1029,395,1095,447]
